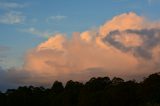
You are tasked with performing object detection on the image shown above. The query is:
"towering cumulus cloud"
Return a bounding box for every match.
[10,12,160,86]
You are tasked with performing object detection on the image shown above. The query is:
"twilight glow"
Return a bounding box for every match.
[0,0,160,90]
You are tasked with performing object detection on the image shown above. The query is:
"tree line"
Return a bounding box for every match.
[0,73,160,106]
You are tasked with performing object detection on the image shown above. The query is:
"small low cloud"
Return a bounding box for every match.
[148,0,160,5]
[46,15,67,22]
[21,27,56,38]
[0,11,25,24]
[0,2,27,10]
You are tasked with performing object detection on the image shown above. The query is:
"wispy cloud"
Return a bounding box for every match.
[46,15,67,22]
[148,0,152,5]
[147,0,159,5]
[0,2,27,9]
[21,27,55,38]
[0,11,25,24]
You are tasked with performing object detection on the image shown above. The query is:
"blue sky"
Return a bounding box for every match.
[0,0,160,68]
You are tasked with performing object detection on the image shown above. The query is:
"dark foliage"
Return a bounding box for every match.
[1,73,160,106]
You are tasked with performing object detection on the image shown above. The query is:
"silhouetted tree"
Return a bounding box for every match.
[141,73,160,104]
[85,77,111,91]
[1,72,160,106]
[112,77,124,85]
[51,81,64,93]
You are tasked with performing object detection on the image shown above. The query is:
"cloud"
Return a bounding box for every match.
[99,12,144,36]
[0,2,27,10]
[1,12,160,89]
[21,27,55,38]
[0,67,9,91]
[147,0,160,5]
[16,12,158,84]
[0,1,28,25]
[0,11,25,24]
[148,0,155,5]
[103,29,160,59]
[46,15,67,22]
[37,34,66,50]
[0,67,31,91]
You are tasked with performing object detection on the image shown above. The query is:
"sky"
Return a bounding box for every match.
[0,0,160,91]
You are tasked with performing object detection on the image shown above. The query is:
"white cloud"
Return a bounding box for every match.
[0,2,27,9]
[46,15,67,22]
[0,11,25,24]
[21,27,56,38]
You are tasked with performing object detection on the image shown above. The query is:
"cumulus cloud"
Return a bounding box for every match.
[2,12,160,88]
[19,12,159,83]
[0,11,25,24]
[103,29,160,59]
[99,12,144,36]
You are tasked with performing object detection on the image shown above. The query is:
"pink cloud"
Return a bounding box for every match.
[6,12,160,86]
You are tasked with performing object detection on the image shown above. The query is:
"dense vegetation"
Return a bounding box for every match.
[1,73,160,106]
